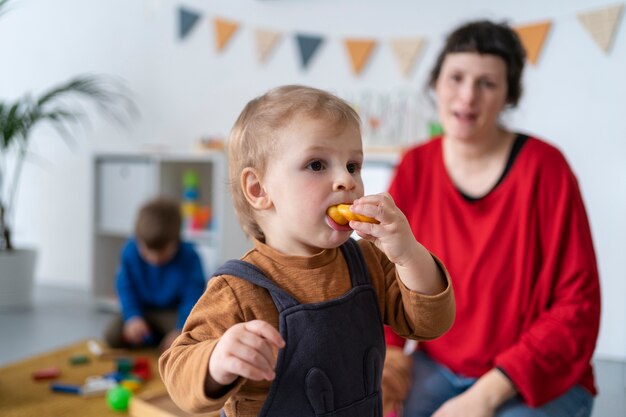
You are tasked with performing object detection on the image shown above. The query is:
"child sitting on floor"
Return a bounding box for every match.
[104,196,206,352]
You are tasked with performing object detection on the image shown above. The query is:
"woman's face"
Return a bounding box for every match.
[435,52,509,143]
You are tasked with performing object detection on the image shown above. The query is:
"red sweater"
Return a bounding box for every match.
[386,136,600,407]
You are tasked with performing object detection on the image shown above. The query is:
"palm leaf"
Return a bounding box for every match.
[37,76,113,106]
[1,74,134,151]
[0,73,135,249]
[0,0,10,18]
[0,101,29,149]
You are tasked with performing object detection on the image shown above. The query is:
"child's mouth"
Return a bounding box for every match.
[326,215,353,232]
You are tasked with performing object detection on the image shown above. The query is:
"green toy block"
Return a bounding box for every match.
[69,354,89,365]
[116,357,133,374]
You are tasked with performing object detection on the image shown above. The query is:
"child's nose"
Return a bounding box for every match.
[333,170,356,191]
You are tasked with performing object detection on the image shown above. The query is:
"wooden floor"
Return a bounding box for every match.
[0,339,166,417]
[0,285,624,416]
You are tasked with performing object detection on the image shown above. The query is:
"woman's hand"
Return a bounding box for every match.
[433,369,516,417]
[432,390,495,417]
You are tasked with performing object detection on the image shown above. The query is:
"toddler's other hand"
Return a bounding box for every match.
[123,317,151,346]
[209,320,285,387]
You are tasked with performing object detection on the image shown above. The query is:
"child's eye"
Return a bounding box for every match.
[307,160,325,171]
[347,162,361,174]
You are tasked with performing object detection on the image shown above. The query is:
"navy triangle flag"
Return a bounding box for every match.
[296,34,324,69]
[179,7,201,40]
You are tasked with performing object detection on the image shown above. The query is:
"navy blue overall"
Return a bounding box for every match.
[214,238,385,417]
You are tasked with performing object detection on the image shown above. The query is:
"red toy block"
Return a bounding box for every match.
[32,366,61,380]
[132,357,152,381]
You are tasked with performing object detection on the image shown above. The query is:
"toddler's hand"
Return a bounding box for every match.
[349,193,418,267]
[123,317,151,346]
[209,320,285,387]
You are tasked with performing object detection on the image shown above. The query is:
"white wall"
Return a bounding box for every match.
[1,0,624,359]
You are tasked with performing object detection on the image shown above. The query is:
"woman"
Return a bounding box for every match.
[383,20,601,417]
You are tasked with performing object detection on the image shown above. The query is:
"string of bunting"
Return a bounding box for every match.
[177,3,624,77]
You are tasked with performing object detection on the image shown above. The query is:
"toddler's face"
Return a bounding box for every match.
[260,115,364,256]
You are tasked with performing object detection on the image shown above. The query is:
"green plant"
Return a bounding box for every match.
[0,0,134,250]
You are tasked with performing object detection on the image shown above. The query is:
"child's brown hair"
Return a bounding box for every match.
[135,196,181,250]
[227,85,361,241]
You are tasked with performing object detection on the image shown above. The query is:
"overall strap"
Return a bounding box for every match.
[340,238,372,287]
[213,260,300,311]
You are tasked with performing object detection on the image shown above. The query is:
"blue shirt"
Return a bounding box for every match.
[116,238,206,330]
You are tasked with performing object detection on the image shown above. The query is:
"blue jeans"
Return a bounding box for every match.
[404,351,594,417]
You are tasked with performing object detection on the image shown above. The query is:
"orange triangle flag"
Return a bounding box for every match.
[214,17,239,52]
[344,39,377,75]
[577,4,624,53]
[514,21,552,65]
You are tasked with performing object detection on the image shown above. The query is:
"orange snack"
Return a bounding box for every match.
[326,204,379,225]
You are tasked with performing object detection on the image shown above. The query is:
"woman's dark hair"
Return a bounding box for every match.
[428,20,526,107]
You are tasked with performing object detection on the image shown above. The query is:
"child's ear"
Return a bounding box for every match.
[241,167,272,210]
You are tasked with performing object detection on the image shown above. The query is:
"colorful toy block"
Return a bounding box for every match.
[81,376,117,397]
[50,382,81,395]
[32,365,61,380]
[69,354,90,365]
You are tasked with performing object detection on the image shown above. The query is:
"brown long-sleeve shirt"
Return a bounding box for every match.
[159,238,455,416]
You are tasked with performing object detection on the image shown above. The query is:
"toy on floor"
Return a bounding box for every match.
[82,376,117,397]
[87,339,127,359]
[32,365,61,380]
[69,353,90,365]
[50,382,81,394]
[106,385,133,411]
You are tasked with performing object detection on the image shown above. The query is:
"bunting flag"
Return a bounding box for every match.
[175,4,626,75]
[214,17,240,52]
[344,39,377,75]
[254,28,282,65]
[514,21,552,65]
[296,34,324,70]
[389,38,426,78]
[577,3,624,53]
[178,7,201,40]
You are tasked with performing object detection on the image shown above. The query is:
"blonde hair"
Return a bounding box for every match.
[228,85,361,241]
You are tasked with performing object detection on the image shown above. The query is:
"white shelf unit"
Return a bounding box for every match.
[91,150,250,311]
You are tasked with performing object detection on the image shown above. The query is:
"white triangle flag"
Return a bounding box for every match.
[390,38,426,78]
[254,28,282,65]
[577,3,624,53]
